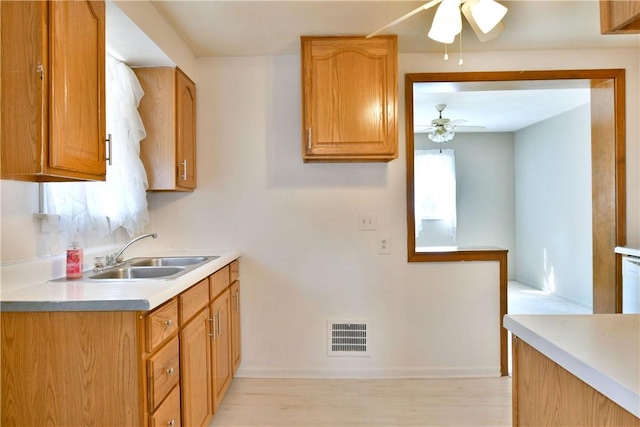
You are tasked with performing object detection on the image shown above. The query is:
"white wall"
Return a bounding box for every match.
[112,0,197,80]
[145,48,638,378]
[515,104,593,307]
[1,47,638,378]
[415,133,516,278]
[145,55,501,377]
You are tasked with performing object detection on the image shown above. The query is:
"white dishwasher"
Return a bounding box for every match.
[616,246,640,313]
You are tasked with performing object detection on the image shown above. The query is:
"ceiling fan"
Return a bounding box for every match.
[367,0,508,44]
[417,104,485,142]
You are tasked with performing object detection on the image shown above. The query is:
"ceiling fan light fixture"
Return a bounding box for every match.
[428,0,462,44]
[464,0,508,34]
[428,126,456,143]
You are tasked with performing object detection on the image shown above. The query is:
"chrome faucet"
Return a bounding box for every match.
[106,233,157,266]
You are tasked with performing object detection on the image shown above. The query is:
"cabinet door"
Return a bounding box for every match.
[136,67,196,191]
[49,0,106,178]
[0,0,106,181]
[230,280,241,374]
[180,309,211,427]
[175,69,197,189]
[301,36,397,162]
[209,289,232,413]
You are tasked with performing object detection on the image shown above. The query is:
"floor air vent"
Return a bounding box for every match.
[328,320,369,356]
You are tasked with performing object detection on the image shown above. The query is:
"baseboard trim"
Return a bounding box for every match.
[234,366,501,379]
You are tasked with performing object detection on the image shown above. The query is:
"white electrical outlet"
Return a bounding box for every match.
[378,236,390,254]
[357,213,377,231]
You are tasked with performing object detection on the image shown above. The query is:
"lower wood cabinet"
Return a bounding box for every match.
[148,336,180,411]
[180,308,211,427]
[512,336,639,426]
[149,386,181,427]
[178,263,240,425]
[210,288,233,412]
[0,259,241,427]
[230,280,241,374]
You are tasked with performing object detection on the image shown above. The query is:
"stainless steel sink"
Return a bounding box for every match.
[84,255,219,281]
[129,256,217,267]
[89,266,186,280]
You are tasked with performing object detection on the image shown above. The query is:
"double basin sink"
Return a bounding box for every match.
[88,256,219,281]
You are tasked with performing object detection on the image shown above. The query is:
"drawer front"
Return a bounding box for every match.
[148,336,180,411]
[147,299,179,352]
[149,385,181,427]
[230,259,240,283]
[179,278,209,324]
[210,266,230,299]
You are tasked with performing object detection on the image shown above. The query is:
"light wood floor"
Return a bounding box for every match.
[208,283,587,426]
[209,377,512,426]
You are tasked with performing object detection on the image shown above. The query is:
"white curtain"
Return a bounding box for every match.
[414,149,457,240]
[45,55,149,244]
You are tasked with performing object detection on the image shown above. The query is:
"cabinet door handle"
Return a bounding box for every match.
[209,316,218,339]
[181,159,187,180]
[105,134,112,165]
[165,367,174,376]
[207,317,215,338]
[216,310,221,335]
[37,65,45,149]
[164,319,173,328]
[167,420,175,427]
[306,128,312,150]
[234,290,239,312]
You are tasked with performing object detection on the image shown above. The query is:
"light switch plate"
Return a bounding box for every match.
[357,214,377,231]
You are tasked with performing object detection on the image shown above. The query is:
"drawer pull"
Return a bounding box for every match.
[165,319,174,328]
[168,420,175,427]
[165,367,175,376]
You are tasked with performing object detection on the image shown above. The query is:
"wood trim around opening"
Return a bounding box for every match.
[405,69,627,376]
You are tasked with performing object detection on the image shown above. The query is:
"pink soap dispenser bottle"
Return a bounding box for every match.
[66,234,84,280]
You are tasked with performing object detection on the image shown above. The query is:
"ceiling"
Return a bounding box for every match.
[144,0,639,57]
[106,0,638,133]
[412,81,591,133]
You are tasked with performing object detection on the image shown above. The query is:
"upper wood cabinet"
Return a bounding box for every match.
[0,0,107,182]
[600,0,640,33]
[301,36,398,163]
[135,67,197,191]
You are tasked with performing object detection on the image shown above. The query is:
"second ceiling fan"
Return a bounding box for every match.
[418,104,485,143]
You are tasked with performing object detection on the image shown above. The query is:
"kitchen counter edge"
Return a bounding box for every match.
[0,250,242,312]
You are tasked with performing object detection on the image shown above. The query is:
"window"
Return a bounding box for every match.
[414,148,457,241]
[44,55,149,246]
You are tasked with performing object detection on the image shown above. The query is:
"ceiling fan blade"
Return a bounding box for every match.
[414,125,438,132]
[450,119,468,124]
[367,0,443,38]
[455,125,486,130]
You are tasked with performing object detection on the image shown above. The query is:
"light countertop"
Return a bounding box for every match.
[504,314,640,418]
[616,246,640,257]
[0,249,241,312]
